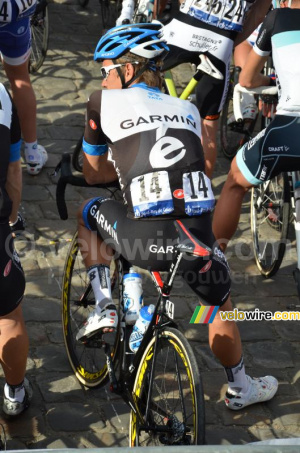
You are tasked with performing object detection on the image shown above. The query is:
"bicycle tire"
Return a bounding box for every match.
[251,173,290,278]
[220,80,257,160]
[72,134,83,173]
[78,0,90,7]
[129,327,205,446]
[62,231,122,387]
[100,0,120,30]
[29,1,49,73]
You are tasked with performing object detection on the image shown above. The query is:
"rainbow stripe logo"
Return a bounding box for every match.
[190,306,219,324]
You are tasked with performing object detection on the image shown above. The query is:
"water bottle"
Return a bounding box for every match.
[129,304,155,353]
[123,268,144,325]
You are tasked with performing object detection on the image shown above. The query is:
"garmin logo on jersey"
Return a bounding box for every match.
[90,206,119,244]
[120,114,196,130]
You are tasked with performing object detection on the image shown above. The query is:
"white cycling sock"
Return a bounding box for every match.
[88,264,112,312]
[4,382,25,403]
[224,356,249,394]
[24,140,40,163]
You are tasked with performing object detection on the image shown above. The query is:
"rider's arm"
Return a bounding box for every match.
[239,10,274,88]
[239,51,269,88]
[234,0,272,47]
[83,90,117,185]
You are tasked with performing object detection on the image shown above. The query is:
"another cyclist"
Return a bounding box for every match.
[213,0,300,252]
[162,0,272,178]
[0,0,48,175]
[77,23,278,411]
[0,83,32,416]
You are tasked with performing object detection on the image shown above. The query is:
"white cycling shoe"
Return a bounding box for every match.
[76,303,118,342]
[25,144,48,175]
[228,103,258,125]
[225,375,278,411]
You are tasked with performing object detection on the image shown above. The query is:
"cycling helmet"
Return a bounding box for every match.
[94,22,169,62]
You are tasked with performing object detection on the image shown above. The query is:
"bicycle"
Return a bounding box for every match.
[71,54,223,172]
[219,65,259,160]
[56,152,205,446]
[233,83,300,290]
[29,0,49,73]
[77,0,120,30]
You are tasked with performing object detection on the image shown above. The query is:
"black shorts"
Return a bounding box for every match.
[236,115,300,184]
[83,198,231,307]
[0,223,25,315]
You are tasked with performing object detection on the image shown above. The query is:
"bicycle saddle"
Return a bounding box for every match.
[174,220,211,258]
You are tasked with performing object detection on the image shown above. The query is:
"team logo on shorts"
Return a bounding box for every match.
[3,260,12,277]
[17,26,25,35]
[89,119,97,130]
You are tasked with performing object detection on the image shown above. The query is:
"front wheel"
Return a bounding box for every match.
[129,327,205,446]
[62,231,122,387]
[251,173,290,278]
[29,0,49,73]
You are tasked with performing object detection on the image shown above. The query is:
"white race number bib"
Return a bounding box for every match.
[131,171,174,218]
[183,171,215,215]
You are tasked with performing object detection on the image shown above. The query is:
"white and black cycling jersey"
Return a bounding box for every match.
[85,83,215,220]
[180,0,256,33]
[0,83,21,221]
[254,8,300,116]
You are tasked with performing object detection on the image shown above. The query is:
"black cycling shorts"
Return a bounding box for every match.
[236,115,300,184]
[83,198,231,307]
[0,223,25,315]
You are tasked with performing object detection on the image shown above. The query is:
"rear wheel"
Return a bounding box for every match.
[251,173,290,278]
[29,0,49,73]
[62,232,122,387]
[129,327,205,446]
[100,0,120,30]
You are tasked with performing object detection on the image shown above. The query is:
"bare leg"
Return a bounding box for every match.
[208,296,242,367]
[212,157,252,251]
[6,160,22,224]
[201,118,219,179]
[3,59,37,143]
[0,304,29,385]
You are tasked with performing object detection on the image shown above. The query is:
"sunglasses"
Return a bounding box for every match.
[100,61,139,80]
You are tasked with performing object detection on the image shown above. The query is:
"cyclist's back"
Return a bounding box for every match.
[255,7,300,116]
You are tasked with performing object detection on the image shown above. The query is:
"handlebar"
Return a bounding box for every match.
[233,83,278,122]
[55,153,120,220]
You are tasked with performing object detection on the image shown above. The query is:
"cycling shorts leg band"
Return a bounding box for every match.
[82,197,109,230]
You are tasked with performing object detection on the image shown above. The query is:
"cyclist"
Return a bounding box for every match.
[213,0,300,253]
[162,0,272,178]
[0,83,32,416]
[77,23,278,410]
[0,0,48,175]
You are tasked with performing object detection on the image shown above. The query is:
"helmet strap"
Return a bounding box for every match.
[114,60,151,89]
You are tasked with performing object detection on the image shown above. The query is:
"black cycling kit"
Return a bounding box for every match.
[83,83,231,306]
[0,83,25,315]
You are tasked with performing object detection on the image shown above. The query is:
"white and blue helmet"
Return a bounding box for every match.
[94,22,169,62]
